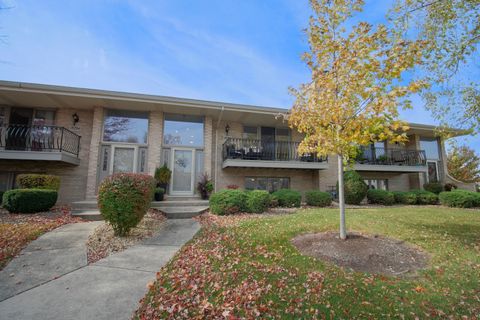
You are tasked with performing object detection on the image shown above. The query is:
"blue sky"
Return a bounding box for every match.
[0,0,478,150]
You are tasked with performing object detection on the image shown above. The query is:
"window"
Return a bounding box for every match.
[420,138,440,160]
[245,177,290,192]
[364,179,389,190]
[243,126,258,140]
[163,114,204,147]
[33,110,55,126]
[103,109,149,144]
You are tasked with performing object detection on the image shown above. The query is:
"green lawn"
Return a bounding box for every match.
[135,207,480,319]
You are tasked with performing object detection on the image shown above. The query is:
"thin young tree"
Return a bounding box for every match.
[288,0,426,239]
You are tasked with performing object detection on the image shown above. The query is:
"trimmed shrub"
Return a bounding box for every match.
[245,190,271,213]
[209,189,247,215]
[366,189,395,205]
[439,189,480,208]
[305,190,332,207]
[98,173,156,236]
[423,182,443,194]
[272,189,301,208]
[16,174,60,191]
[444,183,457,192]
[337,171,368,205]
[392,191,417,205]
[411,190,438,205]
[3,189,58,213]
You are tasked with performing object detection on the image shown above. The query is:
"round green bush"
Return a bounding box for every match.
[336,171,368,205]
[411,190,438,205]
[245,190,271,213]
[16,174,60,191]
[439,189,480,208]
[98,173,156,236]
[423,182,443,194]
[271,189,301,207]
[305,190,332,207]
[392,191,417,205]
[3,189,58,213]
[366,189,395,205]
[209,189,247,215]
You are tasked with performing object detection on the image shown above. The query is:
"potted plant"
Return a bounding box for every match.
[154,187,165,201]
[154,165,172,191]
[197,173,214,200]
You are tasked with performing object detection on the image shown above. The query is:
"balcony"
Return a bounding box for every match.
[0,125,81,165]
[222,137,328,170]
[354,147,427,173]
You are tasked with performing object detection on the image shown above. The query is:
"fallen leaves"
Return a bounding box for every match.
[86,209,166,264]
[134,209,480,319]
[0,206,82,270]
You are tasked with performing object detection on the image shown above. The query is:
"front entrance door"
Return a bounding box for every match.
[171,148,195,195]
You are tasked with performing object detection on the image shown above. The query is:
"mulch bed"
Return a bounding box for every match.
[86,209,167,264]
[292,232,429,277]
[0,206,83,270]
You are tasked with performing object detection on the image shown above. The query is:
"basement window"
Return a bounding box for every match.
[245,177,290,193]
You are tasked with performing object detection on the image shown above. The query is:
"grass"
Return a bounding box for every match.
[135,207,480,319]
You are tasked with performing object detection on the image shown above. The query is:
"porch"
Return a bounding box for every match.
[222,137,328,169]
[0,125,81,165]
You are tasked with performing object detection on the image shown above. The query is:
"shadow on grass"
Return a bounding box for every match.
[404,220,480,245]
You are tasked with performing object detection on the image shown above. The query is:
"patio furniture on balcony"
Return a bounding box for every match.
[0,125,81,165]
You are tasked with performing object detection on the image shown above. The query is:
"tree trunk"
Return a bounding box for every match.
[338,154,347,240]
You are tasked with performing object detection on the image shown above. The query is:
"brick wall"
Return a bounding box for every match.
[147,111,163,176]
[85,107,104,199]
[0,108,94,204]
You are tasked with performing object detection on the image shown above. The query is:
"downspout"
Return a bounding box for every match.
[214,106,225,192]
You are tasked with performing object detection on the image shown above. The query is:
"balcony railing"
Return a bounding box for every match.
[356,146,426,166]
[0,125,81,157]
[223,137,327,163]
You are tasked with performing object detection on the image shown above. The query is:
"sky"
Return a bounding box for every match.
[0,0,478,150]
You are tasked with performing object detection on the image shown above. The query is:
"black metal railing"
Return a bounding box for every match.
[0,125,81,157]
[223,137,327,163]
[356,146,426,166]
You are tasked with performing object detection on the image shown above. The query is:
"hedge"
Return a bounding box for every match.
[423,182,443,194]
[209,189,247,215]
[411,190,438,205]
[337,171,368,205]
[392,191,417,205]
[366,189,395,205]
[3,189,58,213]
[305,190,332,207]
[439,189,480,208]
[272,189,301,208]
[245,190,271,213]
[16,174,60,191]
[98,173,156,236]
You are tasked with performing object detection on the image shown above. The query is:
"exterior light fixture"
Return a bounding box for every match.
[225,123,230,136]
[72,113,80,126]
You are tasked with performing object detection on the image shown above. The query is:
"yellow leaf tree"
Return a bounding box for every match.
[288,0,427,239]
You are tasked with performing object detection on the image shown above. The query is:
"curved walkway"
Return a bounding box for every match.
[0,219,200,320]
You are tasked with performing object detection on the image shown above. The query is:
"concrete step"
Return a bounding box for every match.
[71,210,103,221]
[164,196,203,201]
[151,200,209,208]
[159,206,209,219]
[71,200,97,211]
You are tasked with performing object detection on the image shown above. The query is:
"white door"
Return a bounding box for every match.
[170,148,195,195]
[110,145,138,174]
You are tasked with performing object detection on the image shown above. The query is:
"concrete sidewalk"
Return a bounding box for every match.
[0,219,200,320]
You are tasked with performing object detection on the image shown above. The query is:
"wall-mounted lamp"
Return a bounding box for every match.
[225,123,230,136]
[72,113,80,126]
